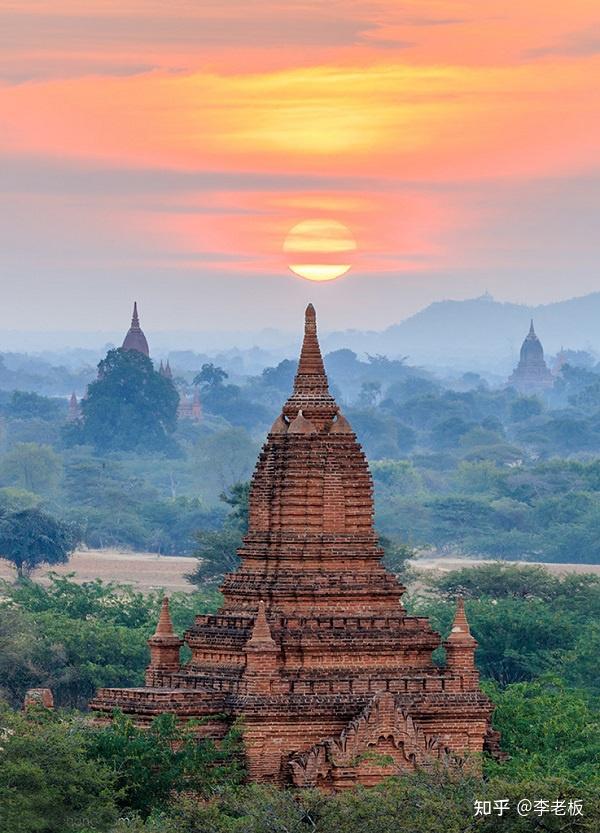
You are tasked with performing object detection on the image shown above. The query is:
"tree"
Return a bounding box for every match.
[357,381,382,408]
[188,482,250,586]
[0,507,79,579]
[0,442,62,495]
[76,348,179,453]
[509,396,543,422]
[0,705,118,833]
[486,677,600,782]
[432,562,560,601]
[429,416,473,450]
[379,535,415,578]
[196,428,258,491]
[193,363,228,389]
[0,576,219,708]
[85,711,244,817]
[260,359,297,392]
[5,391,62,422]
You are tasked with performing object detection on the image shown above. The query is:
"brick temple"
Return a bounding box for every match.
[91,304,500,788]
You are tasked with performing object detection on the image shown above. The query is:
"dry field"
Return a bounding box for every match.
[0,549,198,593]
[1,550,599,594]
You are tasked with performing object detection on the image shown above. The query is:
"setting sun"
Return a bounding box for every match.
[283,219,357,282]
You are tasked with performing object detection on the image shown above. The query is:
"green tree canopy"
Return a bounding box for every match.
[188,481,250,586]
[0,442,62,496]
[0,705,118,833]
[0,507,79,579]
[76,348,179,453]
[193,362,228,389]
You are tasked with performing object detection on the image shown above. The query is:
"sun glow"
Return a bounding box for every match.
[284,219,356,282]
[288,263,352,282]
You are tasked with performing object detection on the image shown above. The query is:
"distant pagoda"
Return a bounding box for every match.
[91,304,500,788]
[122,302,150,357]
[508,320,554,394]
[177,386,202,422]
[118,304,201,423]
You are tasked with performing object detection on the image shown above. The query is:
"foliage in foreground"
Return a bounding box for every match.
[0,705,244,833]
[1,702,597,833]
[0,575,220,708]
[107,775,599,833]
[86,711,245,818]
[1,565,599,832]
[0,706,117,833]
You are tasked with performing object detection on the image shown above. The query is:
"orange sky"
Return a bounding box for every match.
[0,1,599,330]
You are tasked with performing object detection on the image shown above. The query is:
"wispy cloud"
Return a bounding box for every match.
[526,24,600,58]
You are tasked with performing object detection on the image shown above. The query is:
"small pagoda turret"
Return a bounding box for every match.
[444,597,478,690]
[145,597,183,686]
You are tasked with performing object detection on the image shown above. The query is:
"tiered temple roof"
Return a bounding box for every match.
[91,304,500,788]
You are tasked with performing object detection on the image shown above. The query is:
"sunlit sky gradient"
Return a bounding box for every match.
[1,1,599,333]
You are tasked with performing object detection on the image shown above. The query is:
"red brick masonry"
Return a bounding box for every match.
[91,304,501,787]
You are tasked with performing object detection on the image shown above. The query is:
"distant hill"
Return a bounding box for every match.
[2,292,599,376]
[322,292,600,372]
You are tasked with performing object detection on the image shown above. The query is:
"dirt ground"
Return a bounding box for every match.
[0,549,198,593]
[1,549,598,594]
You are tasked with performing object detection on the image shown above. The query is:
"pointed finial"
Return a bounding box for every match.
[446,596,476,645]
[529,319,535,337]
[154,596,175,637]
[132,302,140,329]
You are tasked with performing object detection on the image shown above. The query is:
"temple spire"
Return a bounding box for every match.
[296,303,327,382]
[283,304,337,427]
[528,319,535,338]
[132,301,140,329]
